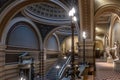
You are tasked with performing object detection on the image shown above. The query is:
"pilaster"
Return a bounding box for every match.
[39,48,46,80]
[78,0,95,66]
[0,44,6,80]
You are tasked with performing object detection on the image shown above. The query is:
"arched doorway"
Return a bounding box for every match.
[95,4,120,61]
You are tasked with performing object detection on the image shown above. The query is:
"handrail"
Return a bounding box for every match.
[19,52,28,57]
[58,55,71,79]
[45,57,66,79]
[45,55,71,80]
[78,65,86,76]
[79,65,89,80]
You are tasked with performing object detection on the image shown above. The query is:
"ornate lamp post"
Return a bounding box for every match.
[82,31,86,64]
[69,7,77,80]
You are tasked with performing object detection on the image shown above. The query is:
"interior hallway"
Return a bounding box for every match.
[95,59,120,80]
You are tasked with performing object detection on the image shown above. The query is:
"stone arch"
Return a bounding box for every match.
[95,4,120,18]
[95,4,120,47]
[43,26,70,48]
[45,33,60,51]
[0,0,48,41]
[0,0,71,41]
[44,26,79,56]
[109,15,120,47]
[53,33,61,51]
[110,19,120,45]
[1,17,42,49]
[0,0,80,47]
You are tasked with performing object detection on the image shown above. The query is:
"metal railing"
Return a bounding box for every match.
[45,55,71,80]
[58,55,71,79]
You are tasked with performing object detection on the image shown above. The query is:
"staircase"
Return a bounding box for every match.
[45,56,71,80]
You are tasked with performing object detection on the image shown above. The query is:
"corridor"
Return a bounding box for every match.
[95,60,120,80]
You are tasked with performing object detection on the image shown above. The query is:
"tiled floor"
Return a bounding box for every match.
[95,59,120,80]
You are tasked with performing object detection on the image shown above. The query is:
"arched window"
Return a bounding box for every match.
[7,23,39,49]
[46,35,59,51]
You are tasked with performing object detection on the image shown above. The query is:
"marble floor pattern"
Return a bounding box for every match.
[95,60,120,80]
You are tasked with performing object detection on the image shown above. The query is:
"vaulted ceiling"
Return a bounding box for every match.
[1,0,120,42]
[95,0,120,41]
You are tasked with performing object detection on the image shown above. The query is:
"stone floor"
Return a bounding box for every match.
[95,59,120,80]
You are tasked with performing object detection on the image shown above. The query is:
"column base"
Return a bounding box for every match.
[114,60,120,71]
[107,57,113,63]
